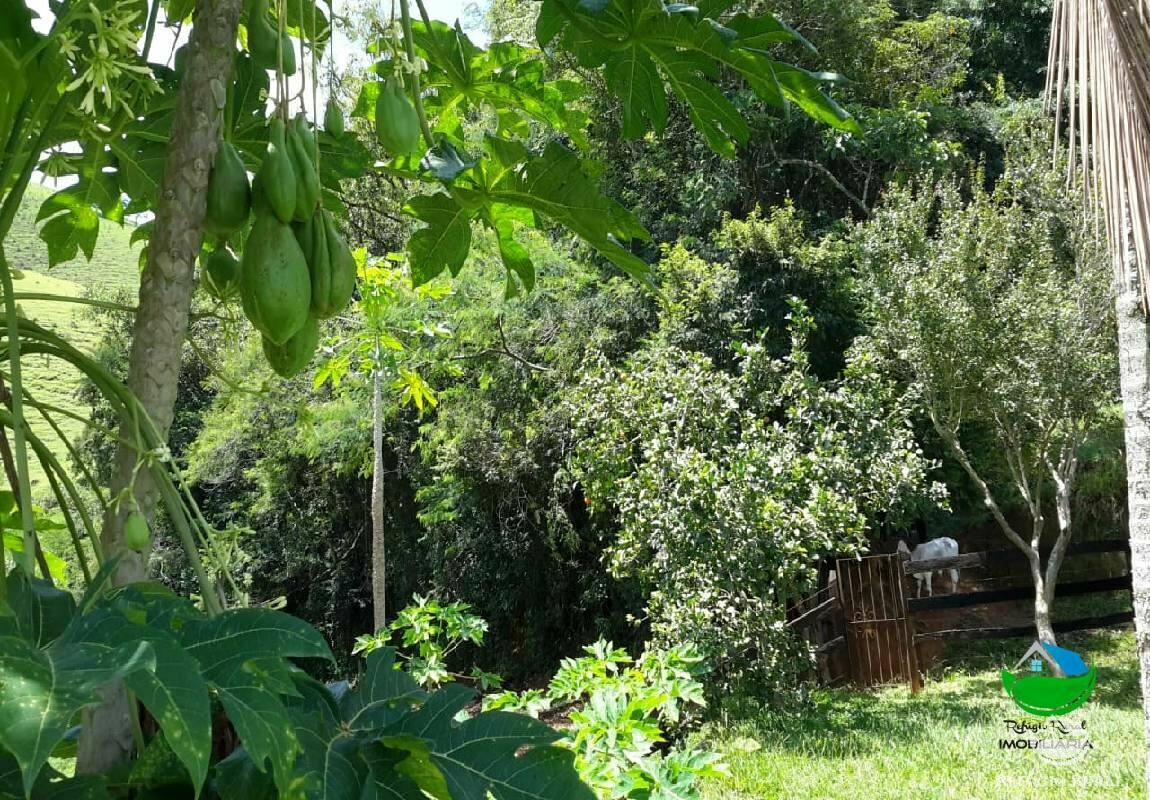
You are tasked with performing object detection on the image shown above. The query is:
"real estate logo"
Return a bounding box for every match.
[998,640,1096,764]
[1000,640,1097,716]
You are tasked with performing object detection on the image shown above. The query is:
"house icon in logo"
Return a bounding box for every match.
[1001,640,1096,716]
[1013,640,1089,678]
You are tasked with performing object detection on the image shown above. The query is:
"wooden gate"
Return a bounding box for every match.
[836,554,921,691]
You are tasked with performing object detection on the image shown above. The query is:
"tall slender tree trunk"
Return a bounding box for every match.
[1114,228,1150,788]
[371,361,386,631]
[76,0,242,773]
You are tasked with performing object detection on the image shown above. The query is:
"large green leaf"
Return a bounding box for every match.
[403,194,476,286]
[0,636,154,795]
[219,648,591,800]
[35,151,123,267]
[408,23,589,148]
[63,608,211,794]
[535,0,859,154]
[374,683,593,800]
[483,140,651,284]
[5,570,74,648]
[180,609,333,793]
[0,750,108,800]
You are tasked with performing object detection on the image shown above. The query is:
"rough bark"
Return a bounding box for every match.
[76,0,242,774]
[371,363,386,631]
[1114,236,1150,791]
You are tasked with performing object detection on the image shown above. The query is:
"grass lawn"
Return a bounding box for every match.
[697,629,1144,800]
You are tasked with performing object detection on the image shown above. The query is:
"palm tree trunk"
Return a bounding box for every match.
[1115,228,1150,788]
[76,0,241,773]
[371,361,386,631]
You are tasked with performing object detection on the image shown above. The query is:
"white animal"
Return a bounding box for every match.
[897,537,960,597]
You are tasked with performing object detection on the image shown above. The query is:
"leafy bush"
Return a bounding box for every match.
[354,593,502,689]
[485,639,722,800]
[565,251,945,697]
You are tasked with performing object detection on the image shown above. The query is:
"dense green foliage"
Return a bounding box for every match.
[5,0,1135,796]
[99,0,1085,688]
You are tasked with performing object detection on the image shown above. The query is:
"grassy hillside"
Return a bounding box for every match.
[5,183,140,500]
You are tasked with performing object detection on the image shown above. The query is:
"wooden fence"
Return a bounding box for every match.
[787,538,1133,691]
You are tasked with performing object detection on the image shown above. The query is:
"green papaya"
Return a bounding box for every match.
[320,210,356,317]
[277,32,296,76]
[324,96,345,137]
[201,246,241,300]
[375,79,421,156]
[204,141,251,239]
[294,209,330,315]
[124,511,151,552]
[240,213,311,344]
[262,315,319,378]
[287,115,320,221]
[292,112,318,160]
[256,118,297,224]
[246,0,279,69]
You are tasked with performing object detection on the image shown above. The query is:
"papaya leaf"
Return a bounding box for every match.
[481,141,651,285]
[0,636,154,796]
[372,683,594,800]
[35,153,123,266]
[483,204,535,297]
[178,609,333,793]
[213,748,274,800]
[4,569,74,648]
[536,0,858,154]
[0,750,108,800]
[403,194,475,286]
[61,608,212,795]
[411,23,589,148]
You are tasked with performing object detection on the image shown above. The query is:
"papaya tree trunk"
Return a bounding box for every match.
[371,359,386,630]
[76,0,242,774]
[1114,226,1150,788]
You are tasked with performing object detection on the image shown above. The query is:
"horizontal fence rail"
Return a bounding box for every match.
[900,538,1128,574]
[914,611,1134,642]
[907,574,1132,612]
[787,596,838,629]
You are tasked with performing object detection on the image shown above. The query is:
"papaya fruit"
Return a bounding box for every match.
[294,209,330,315]
[320,210,356,317]
[240,213,311,345]
[256,118,297,224]
[375,79,421,156]
[204,141,251,239]
[262,315,319,378]
[277,32,296,76]
[324,96,345,137]
[292,112,318,160]
[201,246,241,300]
[287,115,320,221]
[124,510,151,552]
[246,0,279,69]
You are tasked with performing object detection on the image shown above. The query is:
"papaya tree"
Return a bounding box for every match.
[312,252,448,630]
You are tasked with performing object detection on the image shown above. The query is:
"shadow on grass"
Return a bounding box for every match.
[708,629,1140,759]
[711,674,1000,759]
[928,628,1139,711]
